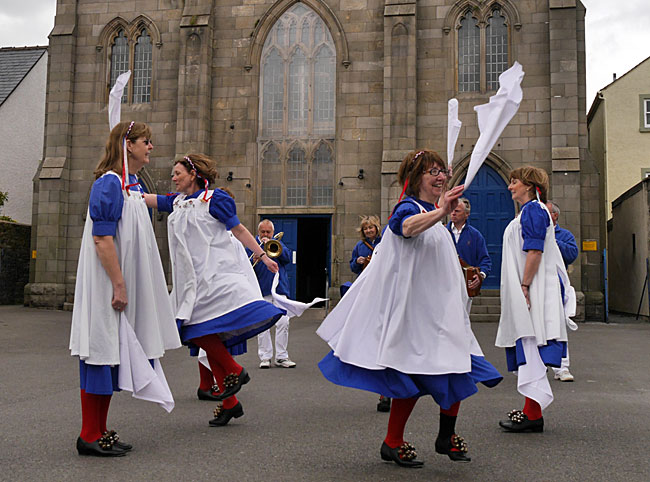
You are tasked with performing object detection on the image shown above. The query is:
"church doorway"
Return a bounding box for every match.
[261,215,331,303]
[461,164,515,289]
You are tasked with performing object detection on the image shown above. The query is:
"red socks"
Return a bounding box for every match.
[79,389,111,442]
[208,359,239,409]
[384,397,418,448]
[440,401,460,417]
[523,397,543,420]
[198,362,215,391]
[193,334,242,376]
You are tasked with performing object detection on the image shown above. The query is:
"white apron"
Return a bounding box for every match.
[317,201,482,375]
[167,191,262,326]
[496,201,576,348]
[70,172,181,365]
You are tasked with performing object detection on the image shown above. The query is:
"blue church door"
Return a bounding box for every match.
[462,164,515,289]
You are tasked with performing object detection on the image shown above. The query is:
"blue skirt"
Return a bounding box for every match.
[79,360,120,395]
[179,300,285,348]
[505,338,567,372]
[318,351,502,410]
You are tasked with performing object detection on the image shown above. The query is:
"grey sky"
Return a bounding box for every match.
[0,0,647,111]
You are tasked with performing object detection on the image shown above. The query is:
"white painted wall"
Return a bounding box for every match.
[0,51,47,224]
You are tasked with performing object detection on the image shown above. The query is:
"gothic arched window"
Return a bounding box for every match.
[259,3,336,207]
[110,30,129,102]
[456,4,510,93]
[107,25,154,104]
[133,30,152,103]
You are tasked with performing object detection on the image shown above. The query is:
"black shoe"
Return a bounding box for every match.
[377,396,391,413]
[209,402,244,426]
[499,410,544,433]
[435,434,471,462]
[104,431,132,452]
[197,385,221,401]
[76,437,127,457]
[380,441,424,468]
[215,368,250,401]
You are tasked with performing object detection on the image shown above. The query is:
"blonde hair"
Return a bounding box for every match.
[94,121,151,179]
[357,215,381,240]
[509,166,549,203]
[397,149,446,198]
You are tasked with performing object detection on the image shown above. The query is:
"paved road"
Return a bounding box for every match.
[0,305,648,481]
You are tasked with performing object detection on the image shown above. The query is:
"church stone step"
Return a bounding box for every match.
[469,313,500,323]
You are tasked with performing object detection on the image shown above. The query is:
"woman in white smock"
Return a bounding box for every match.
[69,121,181,457]
[144,154,285,427]
[496,166,575,433]
[317,150,502,468]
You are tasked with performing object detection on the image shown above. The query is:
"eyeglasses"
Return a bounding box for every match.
[423,167,449,177]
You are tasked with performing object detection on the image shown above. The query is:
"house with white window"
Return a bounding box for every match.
[0,46,47,224]
[588,55,650,225]
[28,0,602,319]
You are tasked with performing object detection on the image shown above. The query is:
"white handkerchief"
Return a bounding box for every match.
[271,272,327,318]
[118,313,175,413]
[464,62,525,189]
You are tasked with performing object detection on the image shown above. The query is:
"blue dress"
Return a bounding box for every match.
[79,174,143,395]
[159,189,285,351]
[318,197,502,409]
[504,200,567,371]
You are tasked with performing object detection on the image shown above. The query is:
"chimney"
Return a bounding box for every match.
[613,73,617,81]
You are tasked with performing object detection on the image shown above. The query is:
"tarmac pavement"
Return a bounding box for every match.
[0,305,649,481]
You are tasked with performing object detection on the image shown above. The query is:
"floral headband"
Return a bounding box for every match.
[183,156,211,202]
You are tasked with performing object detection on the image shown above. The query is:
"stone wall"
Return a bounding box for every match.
[0,221,31,305]
[29,0,601,313]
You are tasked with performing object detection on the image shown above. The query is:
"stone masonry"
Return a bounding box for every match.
[28,0,601,318]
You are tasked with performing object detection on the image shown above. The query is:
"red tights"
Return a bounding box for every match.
[79,389,111,442]
[523,397,542,420]
[193,335,241,410]
[384,399,462,448]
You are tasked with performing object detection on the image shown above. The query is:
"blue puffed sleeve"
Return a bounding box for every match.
[156,193,180,213]
[89,175,124,236]
[388,200,422,237]
[350,241,365,274]
[521,201,549,252]
[208,189,240,229]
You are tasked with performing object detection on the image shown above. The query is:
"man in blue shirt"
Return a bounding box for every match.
[547,201,579,382]
[248,219,296,369]
[446,198,491,297]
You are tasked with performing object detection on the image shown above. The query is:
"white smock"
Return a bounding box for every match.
[70,172,181,364]
[69,172,181,411]
[167,191,263,328]
[317,201,483,375]
[496,201,577,409]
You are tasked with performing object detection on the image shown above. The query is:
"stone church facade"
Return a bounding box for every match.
[27,0,602,318]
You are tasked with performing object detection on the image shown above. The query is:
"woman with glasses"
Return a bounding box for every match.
[317,149,502,468]
[70,121,181,457]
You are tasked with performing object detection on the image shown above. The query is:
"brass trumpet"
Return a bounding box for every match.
[251,232,284,267]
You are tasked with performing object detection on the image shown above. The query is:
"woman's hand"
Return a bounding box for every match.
[143,193,158,209]
[440,184,465,215]
[356,256,366,265]
[261,255,279,273]
[521,284,531,309]
[112,280,128,312]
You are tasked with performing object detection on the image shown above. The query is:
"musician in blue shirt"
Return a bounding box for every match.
[546,200,579,382]
[446,198,491,294]
[246,219,296,369]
